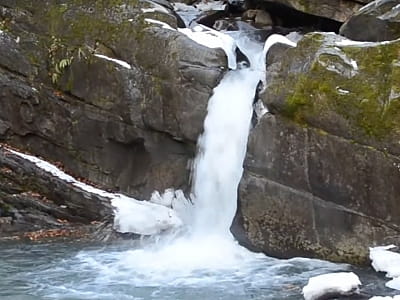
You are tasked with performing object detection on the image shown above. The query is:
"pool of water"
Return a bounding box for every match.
[0,239,394,300]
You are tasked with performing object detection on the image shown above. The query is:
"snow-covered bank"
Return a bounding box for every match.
[6,147,184,235]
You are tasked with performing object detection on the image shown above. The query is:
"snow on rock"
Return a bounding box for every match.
[7,147,183,236]
[302,272,361,300]
[178,25,237,69]
[112,194,182,235]
[173,0,226,12]
[335,37,393,47]
[94,54,131,69]
[194,0,226,11]
[370,245,400,291]
[143,19,237,69]
[370,245,400,278]
[370,296,400,300]
[144,18,175,30]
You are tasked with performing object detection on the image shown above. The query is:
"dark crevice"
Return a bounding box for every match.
[230,1,343,33]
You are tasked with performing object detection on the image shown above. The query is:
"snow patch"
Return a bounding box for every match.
[335,39,369,47]
[370,297,400,300]
[94,54,131,69]
[172,2,198,12]
[370,245,400,278]
[141,8,157,13]
[143,19,240,70]
[194,0,226,11]
[350,59,358,71]
[178,25,237,69]
[144,18,175,30]
[336,87,350,95]
[336,38,393,47]
[302,272,361,300]
[370,246,400,291]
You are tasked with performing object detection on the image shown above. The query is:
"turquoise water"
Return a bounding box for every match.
[0,240,393,300]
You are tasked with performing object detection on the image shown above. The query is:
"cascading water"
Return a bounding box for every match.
[190,33,296,239]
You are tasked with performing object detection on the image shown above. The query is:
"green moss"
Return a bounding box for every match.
[281,36,400,139]
[37,0,147,86]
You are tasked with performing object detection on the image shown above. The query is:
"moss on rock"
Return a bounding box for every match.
[264,32,400,154]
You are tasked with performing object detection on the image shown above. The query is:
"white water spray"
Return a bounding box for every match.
[191,33,296,238]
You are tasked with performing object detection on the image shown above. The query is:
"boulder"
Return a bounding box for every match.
[340,0,400,42]
[235,32,400,264]
[264,32,400,156]
[247,0,374,23]
[0,146,112,239]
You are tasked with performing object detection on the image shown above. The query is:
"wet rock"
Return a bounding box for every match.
[228,0,247,12]
[265,42,293,66]
[194,10,228,28]
[247,0,373,23]
[242,9,273,26]
[255,10,273,26]
[238,114,400,264]
[340,0,400,42]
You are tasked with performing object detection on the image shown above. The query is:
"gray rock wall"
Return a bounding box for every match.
[235,32,400,264]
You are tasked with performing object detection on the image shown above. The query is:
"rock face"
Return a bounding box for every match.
[248,0,374,23]
[0,146,112,240]
[237,32,400,264]
[340,0,400,42]
[0,1,225,195]
[0,0,226,236]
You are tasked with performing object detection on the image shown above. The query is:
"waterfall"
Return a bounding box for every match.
[190,32,296,238]
[107,28,299,278]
